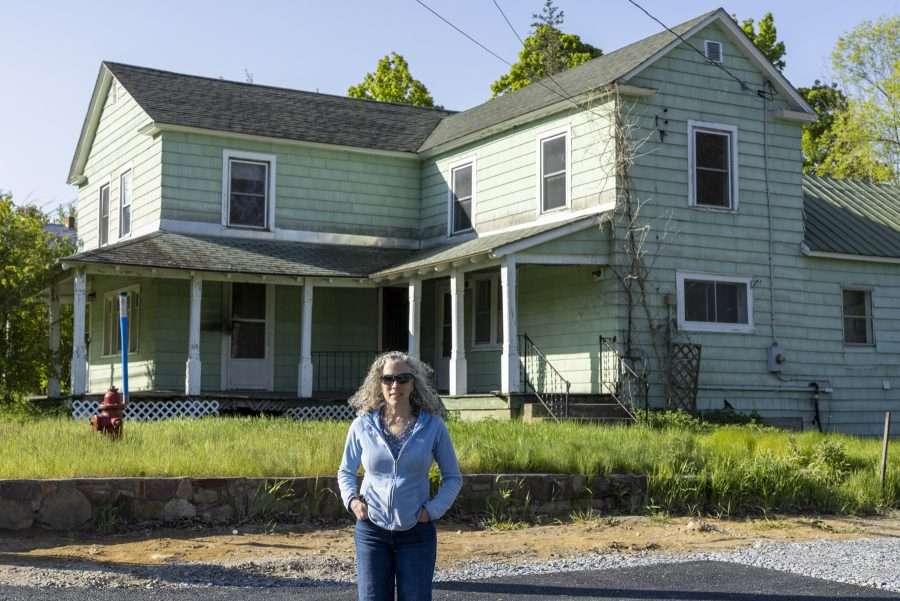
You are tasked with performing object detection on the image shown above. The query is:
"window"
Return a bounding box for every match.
[688,121,738,210]
[98,184,110,246]
[842,289,873,345]
[677,273,752,332]
[222,150,276,229]
[450,163,474,235]
[103,288,140,356]
[119,169,132,238]
[472,275,504,347]
[539,130,569,213]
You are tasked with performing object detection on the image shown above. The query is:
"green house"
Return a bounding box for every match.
[55,8,899,434]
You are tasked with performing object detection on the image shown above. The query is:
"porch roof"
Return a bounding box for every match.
[370,213,604,279]
[62,231,414,279]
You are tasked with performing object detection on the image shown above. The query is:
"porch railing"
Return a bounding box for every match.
[598,336,644,421]
[312,350,380,395]
[520,333,570,421]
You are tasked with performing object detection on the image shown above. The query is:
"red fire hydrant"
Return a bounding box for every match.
[91,386,125,439]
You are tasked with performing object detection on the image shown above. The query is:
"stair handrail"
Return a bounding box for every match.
[598,336,642,422]
[520,333,571,421]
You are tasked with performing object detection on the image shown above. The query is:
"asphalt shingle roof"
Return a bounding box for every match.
[803,176,900,259]
[418,10,716,152]
[65,231,415,278]
[105,62,453,153]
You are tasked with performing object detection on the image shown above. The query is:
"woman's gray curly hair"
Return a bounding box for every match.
[349,351,446,417]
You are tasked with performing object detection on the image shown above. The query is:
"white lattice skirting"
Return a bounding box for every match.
[71,400,355,421]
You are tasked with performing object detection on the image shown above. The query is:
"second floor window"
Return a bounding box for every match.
[689,121,738,210]
[540,132,568,212]
[227,158,269,228]
[98,184,110,246]
[119,170,132,238]
[450,163,473,235]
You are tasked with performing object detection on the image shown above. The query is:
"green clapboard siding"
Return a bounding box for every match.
[160,132,421,239]
[78,79,162,252]
[420,104,617,240]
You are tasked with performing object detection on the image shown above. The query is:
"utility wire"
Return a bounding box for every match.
[414,0,511,67]
[624,0,750,91]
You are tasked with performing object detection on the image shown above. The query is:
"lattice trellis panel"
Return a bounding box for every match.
[71,400,220,421]
[285,404,356,421]
[666,343,702,411]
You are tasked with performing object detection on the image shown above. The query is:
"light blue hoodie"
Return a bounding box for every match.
[337,410,462,531]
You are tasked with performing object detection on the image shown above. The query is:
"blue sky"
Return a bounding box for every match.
[1,0,896,214]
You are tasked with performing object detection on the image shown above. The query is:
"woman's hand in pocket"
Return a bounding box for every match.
[351,498,369,521]
[417,507,430,523]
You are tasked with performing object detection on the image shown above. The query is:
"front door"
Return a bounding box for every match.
[380,287,408,352]
[434,282,451,392]
[226,283,271,390]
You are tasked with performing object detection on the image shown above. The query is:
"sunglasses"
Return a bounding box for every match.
[381,373,414,385]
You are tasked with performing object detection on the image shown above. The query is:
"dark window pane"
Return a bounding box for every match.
[715,283,747,323]
[542,136,566,174]
[453,166,472,199]
[543,173,566,211]
[99,186,109,245]
[231,161,267,194]
[120,205,131,236]
[441,293,452,358]
[453,199,472,232]
[497,285,503,343]
[230,194,266,227]
[696,132,728,169]
[685,280,715,322]
[696,170,730,207]
[842,290,867,317]
[232,322,266,358]
[129,293,140,353]
[844,318,869,344]
[475,280,492,344]
[233,284,265,319]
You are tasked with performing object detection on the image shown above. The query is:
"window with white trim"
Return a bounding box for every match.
[450,163,473,235]
[677,273,752,332]
[103,287,141,356]
[119,169,132,238]
[688,121,738,210]
[98,184,110,246]
[472,275,503,348]
[223,151,276,229]
[539,131,568,212]
[842,289,874,345]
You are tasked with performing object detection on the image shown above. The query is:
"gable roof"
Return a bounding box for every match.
[803,176,900,260]
[419,8,814,154]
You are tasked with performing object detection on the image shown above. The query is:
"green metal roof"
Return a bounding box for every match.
[803,176,900,259]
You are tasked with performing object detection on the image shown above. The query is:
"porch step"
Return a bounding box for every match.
[523,401,634,423]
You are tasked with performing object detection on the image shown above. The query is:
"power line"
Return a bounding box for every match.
[413,0,511,67]
[624,0,750,91]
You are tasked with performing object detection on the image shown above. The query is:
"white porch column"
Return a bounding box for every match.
[48,286,61,398]
[185,276,203,395]
[500,256,520,393]
[70,270,88,395]
[449,269,467,395]
[408,279,422,358]
[298,283,314,398]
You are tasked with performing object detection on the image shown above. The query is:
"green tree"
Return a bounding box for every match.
[348,52,436,107]
[490,0,601,97]
[0,194,74,401]
[737,12,786,70]
[830,16,900,181]
[799,81,848,174]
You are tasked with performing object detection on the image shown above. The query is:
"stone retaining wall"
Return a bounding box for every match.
[0,474,646,532]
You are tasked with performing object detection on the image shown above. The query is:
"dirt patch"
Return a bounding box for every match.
[1,513,898,570]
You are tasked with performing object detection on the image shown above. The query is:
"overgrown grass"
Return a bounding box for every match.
[0,416,896,515]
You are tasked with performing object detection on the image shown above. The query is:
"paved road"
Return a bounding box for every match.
[0,561,897,600]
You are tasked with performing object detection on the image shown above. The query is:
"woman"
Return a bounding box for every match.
[337,351,462,601]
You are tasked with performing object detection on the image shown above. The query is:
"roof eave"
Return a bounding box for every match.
[67,64,114,185]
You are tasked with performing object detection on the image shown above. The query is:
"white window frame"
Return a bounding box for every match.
[704,40,724,63]
[447,157,476,237]
[471,273,503,350]
[222,149,277,230]
[98,179,111,247]
[841,287,875,346]
[676,272,753,333]
[118,164,133,240]
[687,120,739,211]
[535,125,572,215]
[101,285,141,357]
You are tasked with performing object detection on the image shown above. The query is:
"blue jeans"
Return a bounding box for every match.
[354,519,437,601]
